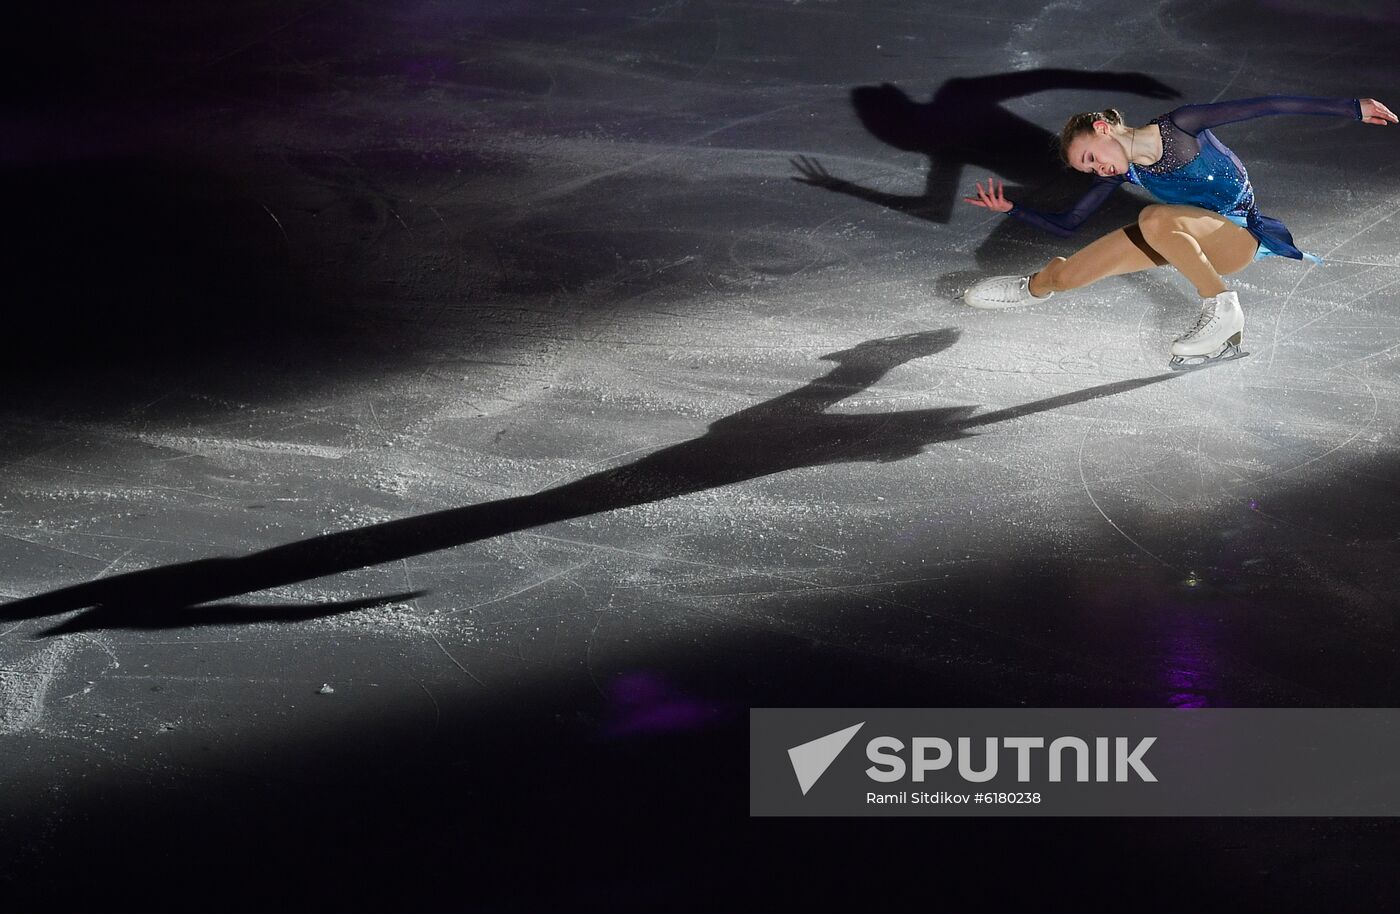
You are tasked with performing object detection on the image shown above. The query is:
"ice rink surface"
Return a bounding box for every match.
[4,0,1400,907]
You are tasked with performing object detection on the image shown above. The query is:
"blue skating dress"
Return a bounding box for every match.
[1007,96,1364,263]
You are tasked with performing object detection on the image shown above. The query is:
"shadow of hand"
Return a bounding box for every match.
[790,155,850,190]
[819,330,961,370]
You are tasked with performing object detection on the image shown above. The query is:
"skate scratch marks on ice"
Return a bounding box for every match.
[1208,50,1249,104]
[1287,273,1400,342]
[0,638,79,735]
[414,678,442,729]
[10,460,237,503]
[448,561,592,615]
[1335,338,1400,369]
[92,546,138,582]
[138,434,351,460]
[517,530,894,600]
[513,101,810,206]
[427,630,487,689]
[406,561,488,689]
[260,203,289,245]
[583,612,607,699]
[0,531,103,564]
[1076,420,1176,569]
[1242,368,1379,485]
[1266,202,1400,366]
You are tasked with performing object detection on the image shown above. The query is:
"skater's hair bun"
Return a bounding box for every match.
[1057,108,1125,165]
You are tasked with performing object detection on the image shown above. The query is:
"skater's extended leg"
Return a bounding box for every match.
[965,207,1253,308]
[1027,224,1168,297]
[1135,204,1259,296]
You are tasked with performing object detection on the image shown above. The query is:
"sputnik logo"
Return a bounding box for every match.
[787,722,865,795]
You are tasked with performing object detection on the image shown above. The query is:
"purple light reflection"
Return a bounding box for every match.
[1084,573,1227,708]
[600,670,726,737]
[1160,608,1225,708]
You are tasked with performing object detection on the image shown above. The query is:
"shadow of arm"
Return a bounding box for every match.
[792,155,959,224]
[942,70,1180,104]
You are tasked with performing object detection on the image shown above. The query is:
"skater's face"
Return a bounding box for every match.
[1066,123,1128,178]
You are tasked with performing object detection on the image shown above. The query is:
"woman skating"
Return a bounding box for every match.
[962,95,1396,368]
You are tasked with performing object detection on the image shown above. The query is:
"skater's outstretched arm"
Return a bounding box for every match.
[964,174,1123,237]
[1167,95,1396,135]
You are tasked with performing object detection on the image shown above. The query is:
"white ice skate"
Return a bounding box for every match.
[1169,290,1246,370]
[962,274,1052,309]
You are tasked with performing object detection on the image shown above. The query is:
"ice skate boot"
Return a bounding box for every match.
[963,274,1052,309]
[1169,290,1246,370]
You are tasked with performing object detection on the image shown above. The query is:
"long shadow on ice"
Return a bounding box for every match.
[2,329,1180,628]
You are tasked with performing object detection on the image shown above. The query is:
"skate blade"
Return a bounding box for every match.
[1169,342,1248,371]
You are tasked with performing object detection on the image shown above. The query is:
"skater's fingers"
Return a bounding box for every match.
[1359,99,1398,124]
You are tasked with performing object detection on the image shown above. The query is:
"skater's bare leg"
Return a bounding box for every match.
[1135,204,1259,296]
[1027,224,1169,298]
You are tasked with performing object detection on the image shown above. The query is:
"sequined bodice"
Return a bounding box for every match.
[1136,115,1195,174]
[1126,116,1254,217]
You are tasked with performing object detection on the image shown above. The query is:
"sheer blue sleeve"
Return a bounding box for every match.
[1166,96,1362,136]
[1006,176,1123,237]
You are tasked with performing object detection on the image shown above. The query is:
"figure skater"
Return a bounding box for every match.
[961,95,1397,368]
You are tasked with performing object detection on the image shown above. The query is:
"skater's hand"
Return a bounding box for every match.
[1359,98,1398,125]
[791,155,848,189]
[963,176,1012,213]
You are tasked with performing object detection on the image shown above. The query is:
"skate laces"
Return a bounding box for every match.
[988,277,1023,301]
[1182,302,1218,340]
